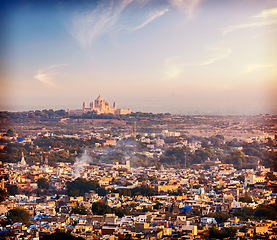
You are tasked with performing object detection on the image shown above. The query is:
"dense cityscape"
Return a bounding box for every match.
[0,99,276,239]
[1,0,277,239]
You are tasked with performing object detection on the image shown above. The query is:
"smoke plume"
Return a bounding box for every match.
[72,149,93,179]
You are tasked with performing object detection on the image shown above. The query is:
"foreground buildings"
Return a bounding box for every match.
[0,157,277,239]
[0,115,276,239]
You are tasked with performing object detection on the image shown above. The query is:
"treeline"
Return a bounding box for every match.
[71,198,132,217]
[0,144,77,166]
[159,136,277,170]
[209,226,238,240]
[69,111,170,120]
[233,204,277,221]
[0,109,67,119]
[33,136,100,150]
[2,135,276,170]
[0,110,170,120]
[0,136,100,166]
[66,178,154,198]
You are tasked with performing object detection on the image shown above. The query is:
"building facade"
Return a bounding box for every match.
[68,95,131,115]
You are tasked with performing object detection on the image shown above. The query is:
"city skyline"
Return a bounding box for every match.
[1,0,277,115]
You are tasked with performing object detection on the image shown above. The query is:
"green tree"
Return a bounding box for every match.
[142,206,153,212]
[233,207,255,221]
[37,177,50,189]
[209,226,237,240]
[6,184,19,195]
[129,202,139,208]
[68,189,80,197]
[7,128,16,136]
[153,202,163,210]
[113,207,132,218]
[214,212,230,223]
[225,150,245,168]
[192,210,201,216]
[131,185,155,196]
[235,175,245,182]
[168,187,186,196]
[225,227,238,238]
[71,205,89,215]
[66,178,106,197]
[41,230,85,240]
[111,188,131,197]
[91,201,112,215]
[209,226,222,239]
[254,204,277,220]
[0,188,8,202]
[201,139,210,149]
[239,194,252,203]
[266,172,277,181]
[7,207,31,226]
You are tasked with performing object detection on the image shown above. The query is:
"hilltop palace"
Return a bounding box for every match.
[68,95,131,115]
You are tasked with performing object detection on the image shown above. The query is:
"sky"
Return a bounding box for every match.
[0,0,277,115]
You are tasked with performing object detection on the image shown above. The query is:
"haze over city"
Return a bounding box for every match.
[1,2,277,238]
[1,0,277,115]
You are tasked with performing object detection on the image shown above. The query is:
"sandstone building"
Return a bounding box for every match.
[68,95,131,115]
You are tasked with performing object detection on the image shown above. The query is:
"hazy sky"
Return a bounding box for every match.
[1,0,277,114]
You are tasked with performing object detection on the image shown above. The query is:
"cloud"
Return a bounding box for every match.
[255,7,277,19]
[200,48,231,65]
[241,64,275,75]
[34,71,53,85]
[252,28,277,39]
[163,56,183,79]
[69,0,135,48]
[33,64,67,86]
[223,7,277,34]
[127,8,169,31]
[169,0,203,17]
[163,47,231,78]
[223,22,273,35]
[68,0,203,48]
